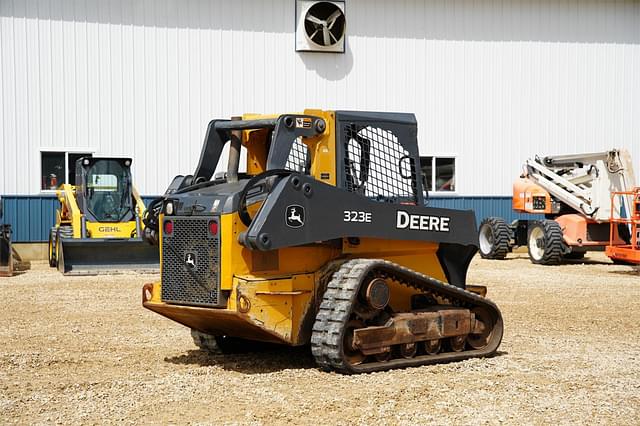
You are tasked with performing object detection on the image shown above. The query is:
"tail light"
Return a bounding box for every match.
[164,220,173,235]
[208,220,218,235]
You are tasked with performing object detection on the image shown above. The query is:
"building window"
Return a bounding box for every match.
[420,156,456,193]
[40,151,93,191]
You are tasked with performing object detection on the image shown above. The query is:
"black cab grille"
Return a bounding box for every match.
[161,216,222,307]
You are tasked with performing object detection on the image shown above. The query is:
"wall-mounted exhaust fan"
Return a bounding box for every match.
[296,1,346,53]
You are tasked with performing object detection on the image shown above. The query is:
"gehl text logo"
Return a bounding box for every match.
[98,226,122,233]
[396,210,450,232]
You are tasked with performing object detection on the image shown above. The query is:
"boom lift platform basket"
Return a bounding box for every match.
[606,188,640,265]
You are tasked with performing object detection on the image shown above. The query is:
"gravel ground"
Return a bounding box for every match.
[1,253,639,425]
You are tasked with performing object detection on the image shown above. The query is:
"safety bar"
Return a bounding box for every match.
[215,118,277,131]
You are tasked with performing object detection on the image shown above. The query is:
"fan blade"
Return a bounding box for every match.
[323,26,331,45]
[327,9,343,29]
[306,14,325,26]
[309,28,320,40]
[329,31,338,43]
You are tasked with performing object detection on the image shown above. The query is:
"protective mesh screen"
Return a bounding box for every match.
[161,217,221,307]
[285,137,310,173]
[343,124,417,204]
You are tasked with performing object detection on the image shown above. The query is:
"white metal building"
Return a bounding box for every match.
[1,0,639,197]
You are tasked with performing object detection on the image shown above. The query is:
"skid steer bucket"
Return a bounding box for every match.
[58,238,159,275]
[0,225,12,277]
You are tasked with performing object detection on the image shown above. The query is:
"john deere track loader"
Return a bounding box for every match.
[49,157,159,275]
[142,110,503,373]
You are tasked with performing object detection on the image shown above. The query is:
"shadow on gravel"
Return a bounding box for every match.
[487,254,612,266]
[165,346,507,374]
[610,269,640,277]
[562,259,612,266]
[1,271,27,277]
[164,346,316,374]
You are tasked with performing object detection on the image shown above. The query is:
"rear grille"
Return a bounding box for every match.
[161,216,222,307]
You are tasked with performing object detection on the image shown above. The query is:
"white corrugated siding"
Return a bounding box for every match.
[1,0,639,195]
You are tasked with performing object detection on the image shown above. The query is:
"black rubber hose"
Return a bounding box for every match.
[237,169,294,227]
[142,197,165,232]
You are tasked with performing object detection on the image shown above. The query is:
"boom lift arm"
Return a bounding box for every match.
[523,149,636,222]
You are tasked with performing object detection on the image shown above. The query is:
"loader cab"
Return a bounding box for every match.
[182,110,425,206]
[75,157,135,223]
[335,111,423,205]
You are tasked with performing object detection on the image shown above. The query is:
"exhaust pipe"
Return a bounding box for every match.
[226,116,242,183]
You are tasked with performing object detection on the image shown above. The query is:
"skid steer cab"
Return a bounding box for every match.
[49,157,159,275]
[142,110,503,374]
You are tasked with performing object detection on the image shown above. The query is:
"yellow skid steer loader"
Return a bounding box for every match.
[49,157,159,275]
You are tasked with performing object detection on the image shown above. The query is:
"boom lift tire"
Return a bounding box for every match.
[527,220,564,265]
[478,217,511,260]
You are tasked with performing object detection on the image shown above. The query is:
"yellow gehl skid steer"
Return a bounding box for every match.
[49,157,159,275]
[142,110,503,373]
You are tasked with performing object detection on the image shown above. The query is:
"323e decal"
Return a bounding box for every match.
[343,210,372,223]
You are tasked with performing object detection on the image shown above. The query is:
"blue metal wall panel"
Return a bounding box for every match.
[1,195,57,243]
[2,195,540,242]
[427,196,542,225]
[1,195,161,243]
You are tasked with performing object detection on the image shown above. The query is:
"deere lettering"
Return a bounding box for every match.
[98,226,122,233]
[396,210,450,232]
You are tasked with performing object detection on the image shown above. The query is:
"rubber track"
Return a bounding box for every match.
[479,217,510,260]
[311,259,504,374]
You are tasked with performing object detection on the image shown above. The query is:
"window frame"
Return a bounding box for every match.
[420,154,458,195]
[39,148,96,193]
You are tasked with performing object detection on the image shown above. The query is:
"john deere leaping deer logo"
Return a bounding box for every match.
[286,205,305,228]
[184,252,197,270]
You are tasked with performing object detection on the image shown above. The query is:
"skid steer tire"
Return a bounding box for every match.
[527,220,564,265]
[48,228,57,267]
[478,217,510,260]
[55,226,73,273]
